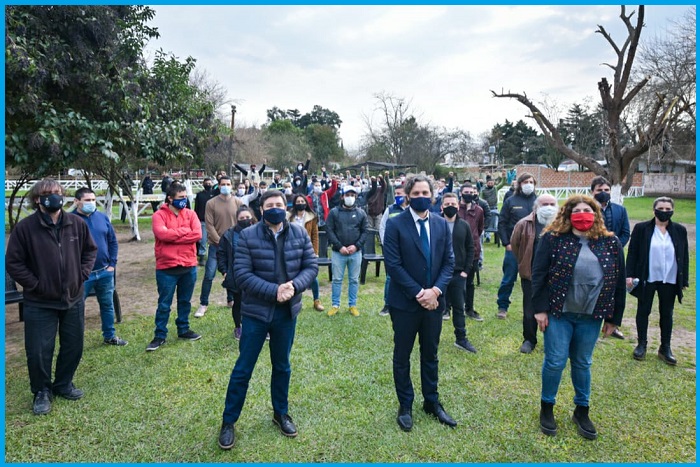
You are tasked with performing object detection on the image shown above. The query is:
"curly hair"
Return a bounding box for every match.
[544,194,612,240]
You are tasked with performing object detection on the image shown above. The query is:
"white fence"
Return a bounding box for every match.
[497,186,644,205]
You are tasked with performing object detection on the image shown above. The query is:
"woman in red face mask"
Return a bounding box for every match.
[530,195,626,441]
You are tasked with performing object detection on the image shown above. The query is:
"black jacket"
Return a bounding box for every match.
[498,192,536,246]
[325,205,369,252]
[6,211,97,309]
[194,188,216,222]
[451,217,474,274]
[626,218,689,303]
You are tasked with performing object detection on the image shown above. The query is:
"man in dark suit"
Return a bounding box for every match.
[384,174,456,432]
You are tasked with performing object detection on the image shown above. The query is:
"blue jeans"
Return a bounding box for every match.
[198,222,208,257]
[310,277,320,301]
[199,244,218,305]
[331,250,361,307]
[541,313,603,406]
[154,267,197,339]
[84,268,116,340]
[383,274,392,306]
[222,306,297,424]
[496,249,519,310]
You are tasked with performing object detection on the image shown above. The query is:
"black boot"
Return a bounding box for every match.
[572,405,597,440]
[539,401,557,436]
[633,340,647,361]
[658,346,677,366]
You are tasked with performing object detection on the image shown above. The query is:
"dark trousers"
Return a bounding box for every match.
[520,279,538,345]
[636,281,677,347]
[230,291,242,328]
[222,305,297,424]
[23,302,85,394]
[464,259,477,313]
[389,306,442,408]
[446,273,468,341]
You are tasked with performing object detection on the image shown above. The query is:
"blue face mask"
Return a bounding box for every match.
[263,207,287,225]
[80,202,96,214]
[409,196,431,213]
[172,198,188,210]
[395,195,405,206]
[219,185,232,196]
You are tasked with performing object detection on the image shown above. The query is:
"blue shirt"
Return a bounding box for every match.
[73,210,118,271]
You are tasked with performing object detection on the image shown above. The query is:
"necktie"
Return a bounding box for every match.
[418,218,431,285]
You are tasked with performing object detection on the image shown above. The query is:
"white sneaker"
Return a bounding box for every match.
[194,305,207,318]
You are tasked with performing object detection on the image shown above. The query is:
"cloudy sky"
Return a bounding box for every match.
[144,5,690,152]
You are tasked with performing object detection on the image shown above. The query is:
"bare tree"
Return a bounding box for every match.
[491,6,688,201]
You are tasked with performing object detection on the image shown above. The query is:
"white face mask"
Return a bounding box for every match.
[313,186,322,193]
[343,196,356,207]
[284,188,292,195]
[536,205,558,225]
[237,189,245,197]
[521,183,535,196]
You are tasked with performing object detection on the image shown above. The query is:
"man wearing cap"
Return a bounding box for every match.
[325,185,369,317]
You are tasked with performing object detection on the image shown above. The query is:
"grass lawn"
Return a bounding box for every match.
[3,200,696,462]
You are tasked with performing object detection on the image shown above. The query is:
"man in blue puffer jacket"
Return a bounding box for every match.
[218,190,318,450]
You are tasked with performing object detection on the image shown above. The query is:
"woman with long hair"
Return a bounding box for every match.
[287,194,324,311]
[531,195,626,440]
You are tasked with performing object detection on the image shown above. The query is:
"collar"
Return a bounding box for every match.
[409,208,429,223]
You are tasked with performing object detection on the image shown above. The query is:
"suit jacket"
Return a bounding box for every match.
[384,209,455,312]
[448,217,474,274]
[603,202,631,247]
[626,218,689,303]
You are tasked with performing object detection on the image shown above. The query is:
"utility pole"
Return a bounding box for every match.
[228,105,236,176]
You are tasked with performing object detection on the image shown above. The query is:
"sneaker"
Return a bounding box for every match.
[379,306,390,317]
[104,336,128,346]
[146,337,165,352]
[454,339,477,353]
[233,327,241,341]
[496,309,507,320]
[313,299,325,312]
[227,300,234,308]
[327,306,340,317]
[32,390,52,415]
[178,330,202,341]
[466,310,484,322]
[519,340,535,354]
[194,305,207,318]
[265,333,270,341]
[349,306,360,317]
[442,311,450,321]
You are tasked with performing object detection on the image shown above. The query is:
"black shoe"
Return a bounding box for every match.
[396,406,413,432]
[658,347,677,366]
[539,400,557,436]
[442,311,450,321]
[218,422,236,450]
[53,384,84,401]
[198,256,207,267]
[572,405,597,440]
[178,330,202,341]
[32,390,52,415]
[104,336,128,346]
[520,341,535,354]
[423,401,457,427]
[273,412,298,437]
[633,341,647,361]
[379,305,390,317]
[466,310,484,322]
[611,328,625,339]
[454,339,477,353]
[146,337,166,351]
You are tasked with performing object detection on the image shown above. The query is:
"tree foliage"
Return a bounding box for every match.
[491,6,688,199]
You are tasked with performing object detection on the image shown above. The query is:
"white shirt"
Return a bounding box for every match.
[409,208,430,243]
[648,226,677,284]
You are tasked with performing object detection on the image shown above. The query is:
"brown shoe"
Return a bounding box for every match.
[313,299,325,312]
[496,309,507,320]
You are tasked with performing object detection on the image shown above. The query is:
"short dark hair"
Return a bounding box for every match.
[590,176,610,191]
[442,192,459,204]
[74,187,95,200]
[260,189,285,207]
[29,178,64,209]
[166,183,187,204]
[218,175,231,183]
[203,177,212,183]
[236,205,258,223]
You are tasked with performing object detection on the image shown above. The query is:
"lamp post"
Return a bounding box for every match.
[228,105,237,176]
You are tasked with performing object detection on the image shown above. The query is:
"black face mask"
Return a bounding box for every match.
[472,194,479,202]
[203,185,213,191]
[461,194,471,203]
[294,204,307,212]
[594,191,611,205]
[443,206,459,218]
[654,209,673,223]
[39,194,64,212]
[238,219,253,229]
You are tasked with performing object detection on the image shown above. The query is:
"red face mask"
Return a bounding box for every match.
[570,212,595,231]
